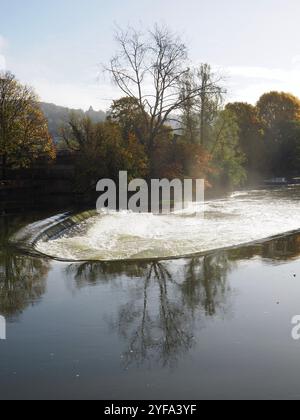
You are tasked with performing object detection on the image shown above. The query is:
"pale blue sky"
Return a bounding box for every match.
[1,0,300,110]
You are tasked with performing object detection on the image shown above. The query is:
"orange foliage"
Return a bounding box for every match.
[152,137,214,187]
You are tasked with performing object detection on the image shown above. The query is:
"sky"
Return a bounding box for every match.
[1,0,300,111]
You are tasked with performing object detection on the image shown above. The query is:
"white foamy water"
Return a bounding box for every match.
[35,187,300,261]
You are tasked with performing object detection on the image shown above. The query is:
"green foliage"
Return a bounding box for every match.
[179,66,246,188]
[4,65,300,193]
[270,120,300,177]
[254,92,300,177]
[226,92,300,180]
[180,83,247,189]
[208,110,247,187]
[225,102,265,178]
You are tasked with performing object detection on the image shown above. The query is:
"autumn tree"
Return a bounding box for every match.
[0,71,55,179]
[257,92,300,132]
[109,97,148,144]
[106,25,222,175]
[62,114,148,191]
[257,92,300,176]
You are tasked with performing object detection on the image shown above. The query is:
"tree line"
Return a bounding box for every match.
[1,25,300,192]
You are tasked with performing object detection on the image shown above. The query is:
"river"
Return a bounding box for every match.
[1,186,300,399]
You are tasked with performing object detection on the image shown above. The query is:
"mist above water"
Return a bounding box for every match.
[35,186,300,261]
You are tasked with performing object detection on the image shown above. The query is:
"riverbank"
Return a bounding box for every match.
[0,149,259,214]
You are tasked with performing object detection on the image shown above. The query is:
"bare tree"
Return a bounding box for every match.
[106,25,222,170]
[197,64,225,146]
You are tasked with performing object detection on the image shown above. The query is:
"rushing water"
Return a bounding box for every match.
[35,186,300,261]
[2,187,300,399]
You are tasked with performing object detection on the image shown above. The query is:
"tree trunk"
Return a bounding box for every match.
[147,134,156,179]
[200,94,205,146]
[1,154,7,180]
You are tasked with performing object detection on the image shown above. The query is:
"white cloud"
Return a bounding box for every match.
[292,55,300,67]
[0,35,7,71]
[0,55,5,71]
[0,35,6,50]
[223,61,300,104]
[32,61,300,110]
[9,48,300,110]
[226,66,287,81]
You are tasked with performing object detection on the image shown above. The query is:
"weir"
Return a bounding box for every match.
[9,186,300,263]
[10,210,97,257]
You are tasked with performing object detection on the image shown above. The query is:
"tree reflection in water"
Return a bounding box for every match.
[114,261,195,368]
[68,231,300,368]
[2,209,300,366]
[67,254,235,368]
[0,216,49,319]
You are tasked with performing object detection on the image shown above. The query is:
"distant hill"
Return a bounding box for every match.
[40,102,180,144]
[40,102,107,143]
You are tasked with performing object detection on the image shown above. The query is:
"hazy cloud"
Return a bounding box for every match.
[0,35,7,71]
[21,61,300,110]
[224,60,300,104]
[0,34,6,71]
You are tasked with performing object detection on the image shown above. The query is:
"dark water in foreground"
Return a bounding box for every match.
[2,200,300,399]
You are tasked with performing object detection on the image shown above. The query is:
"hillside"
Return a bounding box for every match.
[40,102,107,143]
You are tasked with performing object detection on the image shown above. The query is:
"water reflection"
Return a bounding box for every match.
[230,233,300,262]
[67,232,300,367]
[67,255,234,367]
[2,209,300,367]
[0,216,50,319]
[67,260,147,287]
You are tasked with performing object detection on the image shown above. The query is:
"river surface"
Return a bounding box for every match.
[1,186,300,399]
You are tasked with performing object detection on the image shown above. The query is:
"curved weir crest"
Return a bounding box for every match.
[10,187,300,262]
